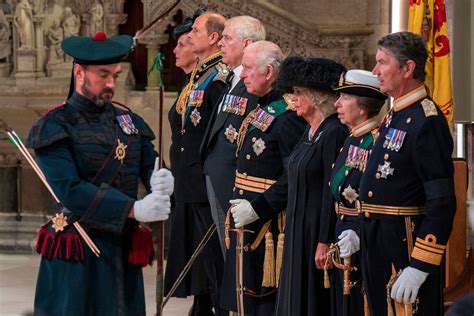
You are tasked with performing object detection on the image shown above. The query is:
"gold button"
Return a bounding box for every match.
[344,170,349,176]
[332,163,335,168]
[233,187,236,192]
[368,191,373,197]
[360,139,364,144]
[252,137,257,142]
[406,117,412,124]
[246,154,251,160]
[243,172,247,177]
[375,172,381,179]
[384,153,389,160]
[239,189,244,195]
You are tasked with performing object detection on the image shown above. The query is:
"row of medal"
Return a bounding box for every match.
[383,127,406,152]
[345,144,369,172]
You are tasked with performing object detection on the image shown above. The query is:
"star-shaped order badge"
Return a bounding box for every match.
[253,138,266,156]
[224,124,238,143]
[377,161,394,179]
[342,185,359,204]
[190,108,202,127]
[51,213,68,232]
[114,139,127,164]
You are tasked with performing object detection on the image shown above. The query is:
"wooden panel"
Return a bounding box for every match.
[445,159,468,287]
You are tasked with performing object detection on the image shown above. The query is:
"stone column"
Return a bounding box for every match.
[105,13,127,36]
[33,15,45,77]
[138,34,168,91]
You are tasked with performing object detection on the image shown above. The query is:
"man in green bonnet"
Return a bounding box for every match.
[27,32,174,315]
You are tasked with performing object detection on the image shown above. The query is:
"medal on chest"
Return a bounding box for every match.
[345,144,369,172]
[383,128,407,152]
[222,94,248,116]
[188,90,205,108]
[251,107,275,132]
[253,137,266,156]
[116,114,138,135]
[190,108,202,127]
[114,139,128,164]
[225,124,238,143]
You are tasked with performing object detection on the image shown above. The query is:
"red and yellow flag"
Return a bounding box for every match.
[408,0,453,128]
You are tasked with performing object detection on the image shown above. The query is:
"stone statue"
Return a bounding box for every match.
[61,7,80,38]
[1,0,12,14]
[14,0,34,49]
[90,0,103,35]
[47,20,64,65]
[43,1,63,37]
[0,9,11,60]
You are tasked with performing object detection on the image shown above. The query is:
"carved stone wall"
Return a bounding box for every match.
[143,0,390,69]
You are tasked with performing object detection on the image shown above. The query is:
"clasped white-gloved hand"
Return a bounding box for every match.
[150,158,174,196]
[391,266,429,304]
[337,229,360,258]
[133,191,171,222]
[229,199,259,228]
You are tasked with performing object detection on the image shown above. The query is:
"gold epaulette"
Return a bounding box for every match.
[421,99,438,117]
[213,62,231,83]
[411,234,446,265]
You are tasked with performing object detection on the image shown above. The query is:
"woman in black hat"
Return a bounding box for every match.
[273,56,348,316]
[329,69,387,316]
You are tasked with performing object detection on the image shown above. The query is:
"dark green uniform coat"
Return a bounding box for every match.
[27,92,157,316]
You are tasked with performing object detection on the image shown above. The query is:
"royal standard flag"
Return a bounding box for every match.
[408,0,453,128]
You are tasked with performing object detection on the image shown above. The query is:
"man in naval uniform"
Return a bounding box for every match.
[26,32,173,315]
[201,16,265,258]
[357,31,456,316]
[170,11,228,315]
[219,41,307,315]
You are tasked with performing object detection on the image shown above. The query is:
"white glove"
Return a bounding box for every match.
[391,266,429,304]
[133,191,171,222]
[230,199,259,228]
[337,229,360,258]
[150,158,174,196]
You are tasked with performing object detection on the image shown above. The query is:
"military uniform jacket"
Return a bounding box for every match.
[220,90,306,313]
[174,53,227,203]
[201,77,259,210]
[26,92,157,315]
[330,118,379,220]
[358,85,456,273]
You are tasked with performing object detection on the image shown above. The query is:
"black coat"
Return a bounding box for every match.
[220,90,307,314]
[164,56,227,297]
[201,78,259,211]
[358,87,455,316]
[275,114,348,316]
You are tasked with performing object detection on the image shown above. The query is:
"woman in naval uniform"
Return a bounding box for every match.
[329,69,388,316]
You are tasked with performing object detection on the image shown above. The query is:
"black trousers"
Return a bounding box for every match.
[192,202,227,316]
[360,215,443,316]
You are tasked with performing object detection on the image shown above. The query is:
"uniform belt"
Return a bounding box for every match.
[235,171,276,194]
[334,203,358,217]
[356,201,425,217]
